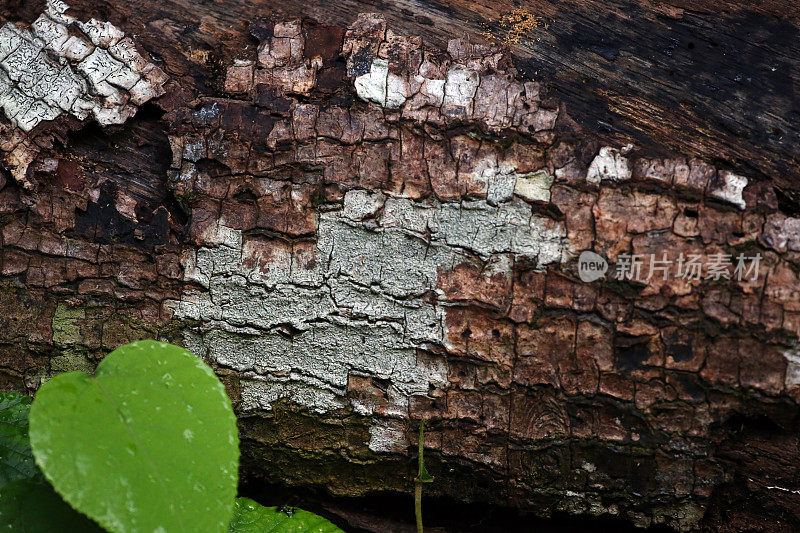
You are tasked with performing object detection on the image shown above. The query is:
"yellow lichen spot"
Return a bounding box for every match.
[480,8,548,47]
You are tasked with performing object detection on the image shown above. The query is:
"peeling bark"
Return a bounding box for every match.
[2,2,800,531]
[0,0,167,189]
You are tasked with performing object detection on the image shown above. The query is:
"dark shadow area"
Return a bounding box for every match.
[240,479,676,533]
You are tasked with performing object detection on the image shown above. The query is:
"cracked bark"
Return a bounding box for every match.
[1,1,800,531]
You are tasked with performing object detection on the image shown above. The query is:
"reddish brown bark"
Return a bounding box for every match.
[2,1,800,531]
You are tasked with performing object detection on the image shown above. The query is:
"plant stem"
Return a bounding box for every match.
[415,481,423,533]
[415,420,425,533]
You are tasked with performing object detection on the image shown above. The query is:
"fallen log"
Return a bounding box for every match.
[1,1,800,530]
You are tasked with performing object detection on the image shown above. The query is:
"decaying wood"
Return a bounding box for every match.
[1,1,800,531]
[6,0,797,200]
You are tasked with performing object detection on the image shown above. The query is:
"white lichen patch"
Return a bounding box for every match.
[354,58,408,108]
[587,147,632,184]
[442,65,480,116]
[783,345,800,392]
[415,75,445,107]
[169,192,569,421]
[0,0,167,132]
[484,159,519,205]
[710,170,748,210]
[368,419,408,453]
[762,215,800,253]
[459,155,556,207]
[344,15,554,133]
[379,197,567,263]
[355,59,482,118]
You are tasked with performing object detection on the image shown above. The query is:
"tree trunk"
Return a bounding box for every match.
[2,1,800,530]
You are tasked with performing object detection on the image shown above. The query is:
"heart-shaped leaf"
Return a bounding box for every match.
[228,498,344,533]
[0,479,104,532]
[0,392,38,489]
[29,340,240,533]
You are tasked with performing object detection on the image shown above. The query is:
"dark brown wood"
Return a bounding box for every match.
[10,0,797,199]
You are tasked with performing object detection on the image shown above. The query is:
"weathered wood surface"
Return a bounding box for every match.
[2,1,800,531]
[8,0,798,200]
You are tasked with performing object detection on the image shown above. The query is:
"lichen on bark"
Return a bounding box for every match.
[0,0,167,189]
[2,5,800,531]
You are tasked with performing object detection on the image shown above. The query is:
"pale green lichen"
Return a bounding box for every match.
[49,347,94,374]
[515,170,554,202]
[52,304,85,346]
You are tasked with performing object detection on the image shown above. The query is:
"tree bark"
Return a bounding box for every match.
[2,1,800,531]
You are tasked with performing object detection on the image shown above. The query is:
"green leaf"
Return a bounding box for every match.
[29,340,240,533]
[228,498,344,533]
[0,479,105,532]
[0,391,38,489]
